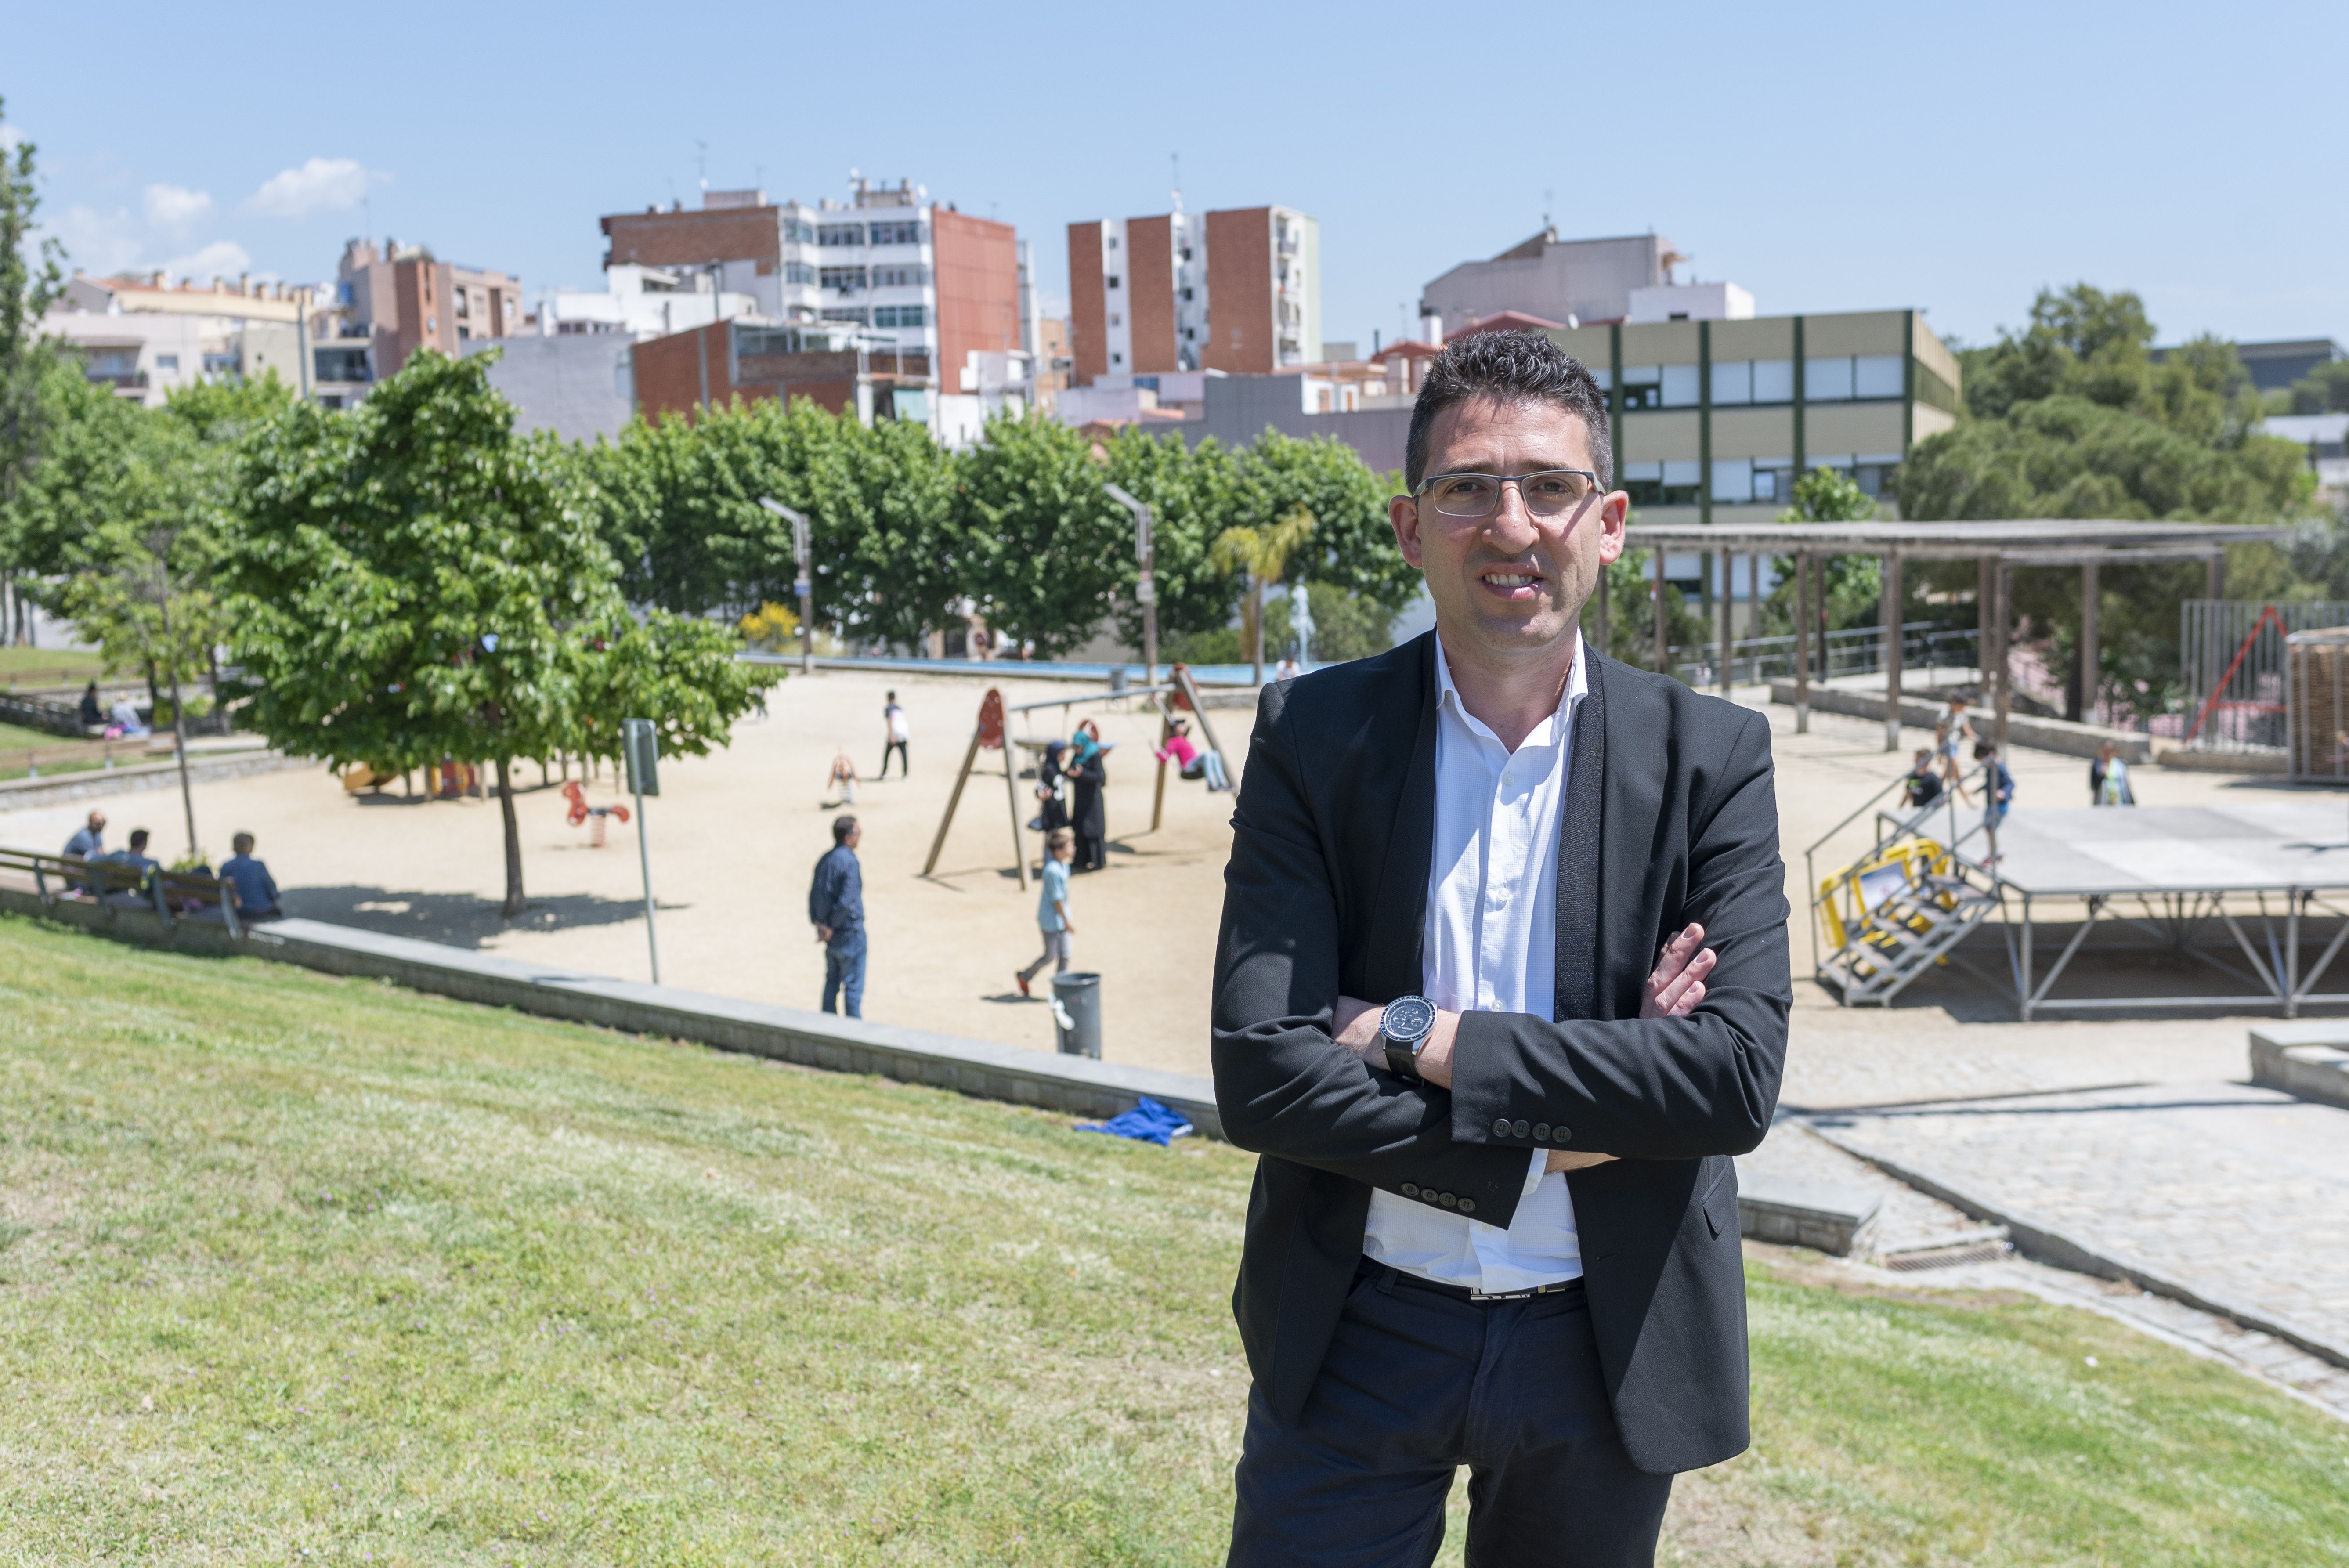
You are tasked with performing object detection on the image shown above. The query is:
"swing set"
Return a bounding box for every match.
[919,665,1235,885]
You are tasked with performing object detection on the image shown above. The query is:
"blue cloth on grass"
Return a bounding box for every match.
[1077,1096,1193,1146]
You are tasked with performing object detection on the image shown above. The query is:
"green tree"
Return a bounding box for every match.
[224,351,771,918]
[0,96,66,643]
[1212,507,1316,683]
[1236,430,1417,613]
[1594,549,1706,671]
[1263,579,1399,665]
[1098,427,1247,649]
[957,415,1128,657]
[2288,361,2349,415]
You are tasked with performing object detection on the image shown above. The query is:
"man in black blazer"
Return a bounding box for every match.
[1212,331,1791,1566]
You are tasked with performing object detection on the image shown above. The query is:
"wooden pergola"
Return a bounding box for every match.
[1612,519,2295,752]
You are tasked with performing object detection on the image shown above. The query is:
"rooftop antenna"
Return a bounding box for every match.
[696,139,709,193]
[1542,187,1553,235]
[1171,152,1183,212]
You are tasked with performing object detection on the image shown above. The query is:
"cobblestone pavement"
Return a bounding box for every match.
[1740,1120,2349,1420]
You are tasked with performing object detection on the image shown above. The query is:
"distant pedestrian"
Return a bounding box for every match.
[1066,732,1109,872]
[826,747,860,805]
[808,814,866,1018]
[1935,694,1976,802]
[1901,747,1943,809]
[1976,740,2014,824]
[63,809,106,860]
[107,695,148,737]
[1275,655,1303,682]
[2089,740,2135,806]
[879,690,911,778]
[222,831,283,920]
[1016,828,1077,996]
[78,682,102,728]
[1030,739,1070,833]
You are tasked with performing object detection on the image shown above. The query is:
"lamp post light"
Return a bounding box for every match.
[757,497,814,674]
[1103,482,1156,688]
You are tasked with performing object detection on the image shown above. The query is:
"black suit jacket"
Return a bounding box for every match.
[1211,632,1791,1475]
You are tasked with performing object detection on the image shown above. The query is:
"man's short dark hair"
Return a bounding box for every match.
[233,832,255,853]
[129,829,149,850]
[1404,330,1613,492]
[832,814,858,845]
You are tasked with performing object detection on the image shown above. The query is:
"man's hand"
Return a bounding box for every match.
[1334,927,1717,1176]
[1640,923,1716,1020]
[814,924,831,943]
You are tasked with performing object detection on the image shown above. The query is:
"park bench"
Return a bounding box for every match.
[0,845,249,937]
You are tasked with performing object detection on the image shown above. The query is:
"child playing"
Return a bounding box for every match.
[826,748,860,805]
[1016,828,1077,996]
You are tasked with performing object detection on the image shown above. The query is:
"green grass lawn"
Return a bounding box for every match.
[0,911,2342,1566]
[0,645,105,681]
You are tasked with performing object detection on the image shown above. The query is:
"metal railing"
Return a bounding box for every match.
[1659,621,1978,689]
[2179,599,2349,755]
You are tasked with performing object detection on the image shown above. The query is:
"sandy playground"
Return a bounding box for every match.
[0,663,2293,1095]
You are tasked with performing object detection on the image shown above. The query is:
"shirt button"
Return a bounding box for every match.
[1401,1183,1420,1198]
[1491,1118,1511,1138]
[1458,1198,1477,1215]
[1511,1119,1530,1138]
[1533,1122,1551,1141]
[1439,1192,1459,1208]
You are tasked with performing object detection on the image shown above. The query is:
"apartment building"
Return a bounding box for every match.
[600,179,1026,421]
[1420,229,1686,337]
[45,272,317,407]
[632,319,926,428]
[318,239,526,400]
[1066,202,1319,386]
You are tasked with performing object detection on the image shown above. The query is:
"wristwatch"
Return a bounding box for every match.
[1379,994,1439,1079]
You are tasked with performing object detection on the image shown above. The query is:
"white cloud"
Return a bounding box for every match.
[49,205,146,277]
[162,239,254,282]
[143,183,213,230]
[243,156,373,219]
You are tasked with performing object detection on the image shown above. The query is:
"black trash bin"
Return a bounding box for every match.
[1052,970,1102,1058]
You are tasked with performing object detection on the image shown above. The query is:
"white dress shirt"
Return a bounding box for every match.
[1361,633,1588,1293]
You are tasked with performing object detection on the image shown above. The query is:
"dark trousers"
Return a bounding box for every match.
[1229,1262,1673,1568]
[822,932,866,1018]
[879,740,908,778]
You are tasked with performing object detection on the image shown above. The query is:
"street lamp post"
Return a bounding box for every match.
[757,498,814,674]
[1103,482,1156,688]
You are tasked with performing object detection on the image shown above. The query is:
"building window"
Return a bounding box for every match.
[1854,454,1902,497]
[1752,359,1794,402]
[821,307,869,325]
[1106,275,1121,289]
[874,305,928,328]
[818,223,865,246]
[1660,364,1700,407]
[1711,360,1752,405]
[1660,460,1702,505]
[1107,313,1121,327]
[1107,236,1119,250]
[782,218,816,243]
[867,220,925,246]
[1111,352,1123,365]
[783,261,817,285]
[1710,458,1753,502]
[1179,286,1193,301]
[1620,365,1662,410]
[1804,357,1854,401]
[871,264,929,287]
[1855,355,1904,398]
[454,291,470,319]
[820,266,868,293]
[155,354,179,373]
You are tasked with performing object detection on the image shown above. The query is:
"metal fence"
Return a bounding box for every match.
[2178,600,2349,755]
[1660,621,1978,690]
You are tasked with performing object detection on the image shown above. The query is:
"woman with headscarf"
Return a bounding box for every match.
[1066,731,1109,872]
[1031,740,1070,834]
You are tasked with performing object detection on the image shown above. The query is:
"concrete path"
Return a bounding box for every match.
[1739,1119,2349,1420]
[1785,1080,2349,1374]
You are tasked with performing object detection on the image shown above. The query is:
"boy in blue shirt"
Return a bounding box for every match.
[221,832,283,919]
[1015,828,1076,997]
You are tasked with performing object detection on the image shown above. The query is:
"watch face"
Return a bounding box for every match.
[1383,996,1437,1044]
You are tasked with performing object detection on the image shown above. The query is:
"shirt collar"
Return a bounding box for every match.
[1432,631,1586,751]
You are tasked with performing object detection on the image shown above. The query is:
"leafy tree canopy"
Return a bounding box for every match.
[955,415,1129,657]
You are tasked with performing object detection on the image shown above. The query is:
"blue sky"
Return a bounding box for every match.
[8,0,2343,355]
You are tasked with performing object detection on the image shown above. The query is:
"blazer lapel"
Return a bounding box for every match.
[1554,649,1608,1021]
[1365,632,1440,996]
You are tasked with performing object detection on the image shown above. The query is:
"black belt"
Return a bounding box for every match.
[1363,1258,1586,1305]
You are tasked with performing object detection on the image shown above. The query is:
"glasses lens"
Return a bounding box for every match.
[1521,471,1595,514]
[1428,475,1499,517]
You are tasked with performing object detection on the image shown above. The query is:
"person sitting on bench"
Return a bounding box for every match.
[222,832,283,920]
[103,829,160,898]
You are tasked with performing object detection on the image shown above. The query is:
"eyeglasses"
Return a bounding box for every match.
[1414,469,1601,520]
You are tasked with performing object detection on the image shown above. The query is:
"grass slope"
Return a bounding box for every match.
[0,912,2342,1566]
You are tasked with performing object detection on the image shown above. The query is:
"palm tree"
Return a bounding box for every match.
[1212,506,1315,685]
